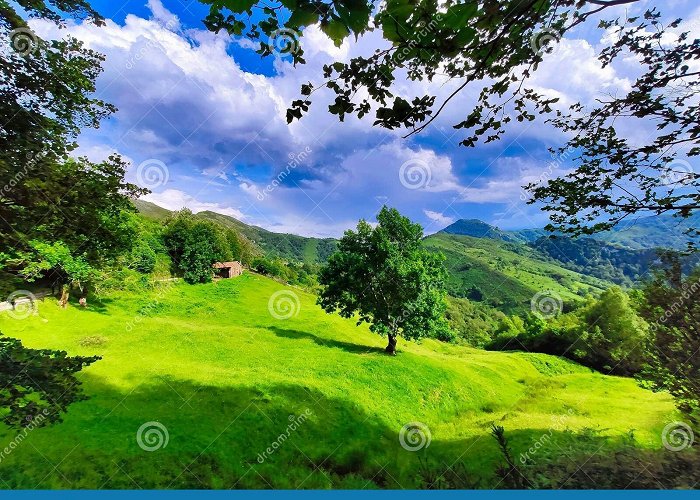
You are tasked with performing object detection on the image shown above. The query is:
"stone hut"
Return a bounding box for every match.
[213,261,244,278]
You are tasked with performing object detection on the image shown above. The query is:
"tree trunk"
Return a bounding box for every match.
[59,285,70,308]
[385,333,397,356]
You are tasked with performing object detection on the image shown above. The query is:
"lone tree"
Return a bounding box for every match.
[201,0,699,237]
[317,206,451,355]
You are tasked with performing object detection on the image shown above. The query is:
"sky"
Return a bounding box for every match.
[31,0,700,237]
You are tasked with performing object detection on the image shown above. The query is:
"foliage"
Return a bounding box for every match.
[252,256,319,288]
[491,424,532,489]
[129,242,157,274]
[1,2,145,283]
[445,296,504,347]
[318,207,450,353]
[14,240,96,292]
[490,287,648,375]
[639,255,700,420]
[0,333,99,428]
[199,1,700,236]
[528,10,700,237]
[162,209,229,284]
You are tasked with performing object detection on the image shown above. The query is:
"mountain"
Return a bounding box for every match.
[132,199,171,221]
[195,211,337,264]
[440,219,522,243]
[443,213,699,250]
[133,199,696,313]
[590,213,700,250]
[133,200,336,264]
[423,232,609,314]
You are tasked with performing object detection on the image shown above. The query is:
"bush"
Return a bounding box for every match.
[129,242,157,274]
[488,287,648,375]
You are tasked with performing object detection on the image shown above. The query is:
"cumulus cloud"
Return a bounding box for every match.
[27,0,664,236]
[143,189,247,220]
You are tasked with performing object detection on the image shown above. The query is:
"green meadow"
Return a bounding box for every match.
[0,273,676,488]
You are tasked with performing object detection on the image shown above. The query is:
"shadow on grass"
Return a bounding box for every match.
[0,377,404,489]
[0,373,686,490]
[268,326,386,355]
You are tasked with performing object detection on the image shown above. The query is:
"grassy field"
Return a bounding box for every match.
[0,273,676,488]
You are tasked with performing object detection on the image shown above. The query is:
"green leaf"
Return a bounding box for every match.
[221,0,257,13]
[442,2,478,29]
[287,8,319,28]
[321,18,351,46]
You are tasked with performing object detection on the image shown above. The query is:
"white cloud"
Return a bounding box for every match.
[143,189,247,220]
[27,0,671,236]
[423,210,454,227]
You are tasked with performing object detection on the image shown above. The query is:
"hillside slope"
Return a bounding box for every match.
[445,214,699,250]
[196,210,337,264]
[0,274,674,488]
[423,233,609,313]
[132,200,336,264]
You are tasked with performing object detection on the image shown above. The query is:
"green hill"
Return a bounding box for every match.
[196,210,337,264]
[132,200,336,264]
[132,199,171,221]
[445,214,699,250]
[0,274,675,488]
[423,233,609,313]
[590,213,700,250]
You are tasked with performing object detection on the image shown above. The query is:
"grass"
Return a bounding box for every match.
[423,233,609,313]
[0,273,676,488]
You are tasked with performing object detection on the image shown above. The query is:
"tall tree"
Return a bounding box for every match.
[162,209,230,284]
[200,0,698,236]
[317,206,450,354]
[0,1,146,287]
[639,254,700,421]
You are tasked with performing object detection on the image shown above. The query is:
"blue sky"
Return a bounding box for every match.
[32,0,700,237]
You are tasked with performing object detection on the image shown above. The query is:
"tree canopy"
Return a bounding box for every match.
[0,334,99,427]
[1,1,145,289]
[200,0,699,237]
[317,206,451,354]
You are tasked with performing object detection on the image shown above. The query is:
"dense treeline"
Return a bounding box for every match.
[531,236,700,286]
